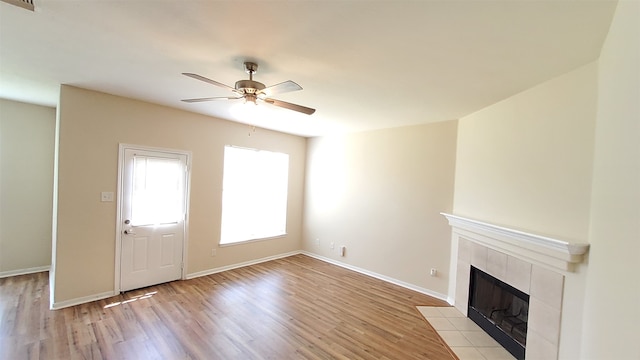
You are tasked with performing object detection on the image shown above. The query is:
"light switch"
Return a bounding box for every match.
[101,192,114,202]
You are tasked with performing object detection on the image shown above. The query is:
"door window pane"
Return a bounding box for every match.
[131,156,183,226]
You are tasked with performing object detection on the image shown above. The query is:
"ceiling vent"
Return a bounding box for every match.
[1,0,34,11]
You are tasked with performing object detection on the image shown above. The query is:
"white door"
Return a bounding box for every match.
[119,147,189,292]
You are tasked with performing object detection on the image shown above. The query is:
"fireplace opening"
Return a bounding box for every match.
[468,266,529,360]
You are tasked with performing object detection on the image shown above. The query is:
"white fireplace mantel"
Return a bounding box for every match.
[441,213,589,272]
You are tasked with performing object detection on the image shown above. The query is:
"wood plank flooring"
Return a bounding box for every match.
[0,254,456,360]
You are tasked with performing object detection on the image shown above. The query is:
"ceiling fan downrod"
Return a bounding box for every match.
[244,61,258,77]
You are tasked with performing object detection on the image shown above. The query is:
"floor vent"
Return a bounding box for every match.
[1,0,34,11]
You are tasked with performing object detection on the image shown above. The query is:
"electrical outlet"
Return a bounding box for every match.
[330,242,335,250]
[211,248,217,257]
[430,268,437,277]
[315,238,320,247]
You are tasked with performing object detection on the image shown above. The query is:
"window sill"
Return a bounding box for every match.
[219,233,288,247]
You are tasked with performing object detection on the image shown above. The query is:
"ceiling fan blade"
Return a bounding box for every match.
[181,96,242,103]
[264,98,316,115]
[182,73,238,93]
[259,80,302,97]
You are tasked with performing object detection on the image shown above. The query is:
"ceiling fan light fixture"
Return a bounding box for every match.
[244,93,258,105]
[230,100,262,120]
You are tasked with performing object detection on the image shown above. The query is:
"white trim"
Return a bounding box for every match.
[447,233,459,305]
[115,145,125,293]
[51,291,117,310]
[300,251,449,303]
[185,251,301,279]
[441,213,589,272]
[115,144,193,292]
[50,104,62,309]
[0,265,50,279]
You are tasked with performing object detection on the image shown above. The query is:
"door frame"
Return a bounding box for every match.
[114,143,192,293]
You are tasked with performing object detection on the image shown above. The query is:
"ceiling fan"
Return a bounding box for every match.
[181,62,315,115]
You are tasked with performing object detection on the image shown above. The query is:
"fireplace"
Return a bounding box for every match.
[468,266,528,360]
[441,213,590,360]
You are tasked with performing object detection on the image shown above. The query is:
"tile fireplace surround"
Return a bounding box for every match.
[441,213,589,360]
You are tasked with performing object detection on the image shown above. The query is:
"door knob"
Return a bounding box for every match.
[124,229,135,235]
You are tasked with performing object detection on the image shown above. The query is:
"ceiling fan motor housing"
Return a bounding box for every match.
[235,79,265,94]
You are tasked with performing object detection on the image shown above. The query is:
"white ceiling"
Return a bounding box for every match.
[0,0,617,137]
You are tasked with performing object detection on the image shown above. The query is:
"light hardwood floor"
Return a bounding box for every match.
[0,254,456,360]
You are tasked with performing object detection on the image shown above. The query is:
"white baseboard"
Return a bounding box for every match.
[51,291,118,310]
[185,250,302,279]
[300,251,449,303]
[48,250,449,310]
[0,265,50,279]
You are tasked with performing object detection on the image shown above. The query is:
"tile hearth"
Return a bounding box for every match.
[418,306,515,360]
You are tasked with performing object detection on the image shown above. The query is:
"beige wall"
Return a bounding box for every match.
[53,85,306,304]
[454,63,599,358]
[454,63,597,242]
[0,99,55,275]
[303,121,457,297]
[582,1,640,359]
